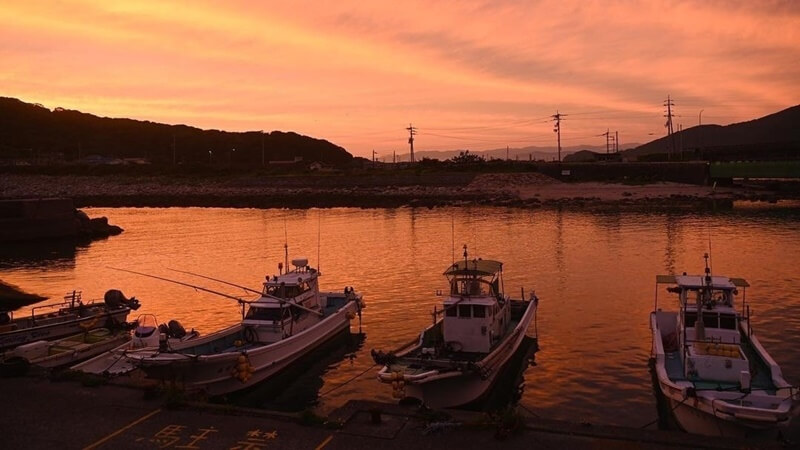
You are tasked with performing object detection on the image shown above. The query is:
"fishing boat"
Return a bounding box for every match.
[651,254,799,436]
[1,327,130,370]
[72,314,199,375]
[0,290,140,351]
[120,255,364,396]
[372,248,538,409]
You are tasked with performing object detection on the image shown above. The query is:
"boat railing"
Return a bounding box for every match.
[29,291,92,320]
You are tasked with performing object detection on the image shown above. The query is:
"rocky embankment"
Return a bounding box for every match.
[0,172,785,210]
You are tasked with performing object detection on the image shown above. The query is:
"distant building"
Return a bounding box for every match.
[563,150,622,163]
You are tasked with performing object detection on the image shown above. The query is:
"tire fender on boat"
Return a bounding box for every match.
[243,326,258,344]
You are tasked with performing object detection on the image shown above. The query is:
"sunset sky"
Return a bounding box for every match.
[2,0,798,158]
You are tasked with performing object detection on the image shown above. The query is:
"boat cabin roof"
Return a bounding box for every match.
[445,259,503,278]
[656,274,749,290]
[443,296,495,306]
[264,265,318,287]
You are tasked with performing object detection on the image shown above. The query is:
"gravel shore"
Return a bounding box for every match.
[0,172,782,210]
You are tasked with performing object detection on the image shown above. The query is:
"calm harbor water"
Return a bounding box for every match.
[2,206,800,433]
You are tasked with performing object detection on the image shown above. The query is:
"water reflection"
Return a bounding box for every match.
[0,239,86,270]
[0,206,798,434]
[462,336,539,413]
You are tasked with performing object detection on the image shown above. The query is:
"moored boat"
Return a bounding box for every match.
[1,327,130,370]
[122,256,364,396]
[372,248,538,409]
[650,254,799,437]
[72,314,199,375]
[0,290,140,350]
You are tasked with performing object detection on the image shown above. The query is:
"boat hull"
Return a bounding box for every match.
[384,298,537,409]
[650,312,796,437]
[133,301,358,396]
[0,307,133,350]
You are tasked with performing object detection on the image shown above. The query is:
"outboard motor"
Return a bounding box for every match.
[103,289,141,310]
[167,320,187,339]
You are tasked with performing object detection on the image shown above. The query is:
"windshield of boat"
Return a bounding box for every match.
[245,306,289,321]
[450,277,497,297]
[264,281,311,299]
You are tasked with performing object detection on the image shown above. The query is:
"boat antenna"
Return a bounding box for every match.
[707,230,713,275]
[284,218,289,272]
[108,267,251,305]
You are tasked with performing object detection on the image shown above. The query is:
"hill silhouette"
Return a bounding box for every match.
[625,105,800,160]
[0,97,353,165]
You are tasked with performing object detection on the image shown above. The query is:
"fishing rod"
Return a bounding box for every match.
[108,267,251,304]
[167,268,262,296]
[167,268,323,317]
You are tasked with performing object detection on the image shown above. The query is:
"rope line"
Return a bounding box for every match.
[318,363,377,397]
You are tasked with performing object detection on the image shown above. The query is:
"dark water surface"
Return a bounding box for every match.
[2,206,799,434]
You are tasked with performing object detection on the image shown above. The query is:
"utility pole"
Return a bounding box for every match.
[393,150,396,164]
[615,131,619,153]
[601,129,611,153]
[506,145,509,161]
[372,149,376,163]
[664,95,676,160]
[552,111,565,162]
[406,124,417,163]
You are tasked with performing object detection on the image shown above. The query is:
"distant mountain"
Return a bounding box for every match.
[625,105,800,159]
[414,143,640,162]
[0,97,353,165]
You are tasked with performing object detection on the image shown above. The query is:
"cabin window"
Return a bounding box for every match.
[473,305,486,318]
[684,311,697,326]
[703,314,718,328]
[445,305,457,317]
[719,314,736,330]
[458,305,471,318]
[246,307,287,321]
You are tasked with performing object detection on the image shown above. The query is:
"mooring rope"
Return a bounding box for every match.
[318,363,378,397]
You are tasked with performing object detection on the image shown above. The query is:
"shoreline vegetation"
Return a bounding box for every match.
[0,172,795,210]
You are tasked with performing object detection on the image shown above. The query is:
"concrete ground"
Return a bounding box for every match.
[0,374,782,450]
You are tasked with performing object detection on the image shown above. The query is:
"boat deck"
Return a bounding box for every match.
[664,338,778,393]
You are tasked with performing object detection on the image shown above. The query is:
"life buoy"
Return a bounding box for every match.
[243,326,258,344]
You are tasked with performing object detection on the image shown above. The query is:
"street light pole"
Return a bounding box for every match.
[209,150,213,164]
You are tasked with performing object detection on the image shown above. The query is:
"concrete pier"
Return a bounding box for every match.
[0,375,779,450]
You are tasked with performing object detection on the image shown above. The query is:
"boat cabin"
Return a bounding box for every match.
[242,258,321,342]
[441,259,510,353]
[657,270,752,384]
[673,275,743,345]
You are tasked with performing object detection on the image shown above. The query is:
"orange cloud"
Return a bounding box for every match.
[1,0,797,156]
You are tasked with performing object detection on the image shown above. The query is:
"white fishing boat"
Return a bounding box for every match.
[0,290,140,351]
[1,327,130,370]
[120,255,364,396]
[372,248,538,409]
[72,314,199,375]
[651,254,799,437]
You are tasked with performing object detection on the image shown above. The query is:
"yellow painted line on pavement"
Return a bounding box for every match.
[83,408,162,450]
[315,434,334,450]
